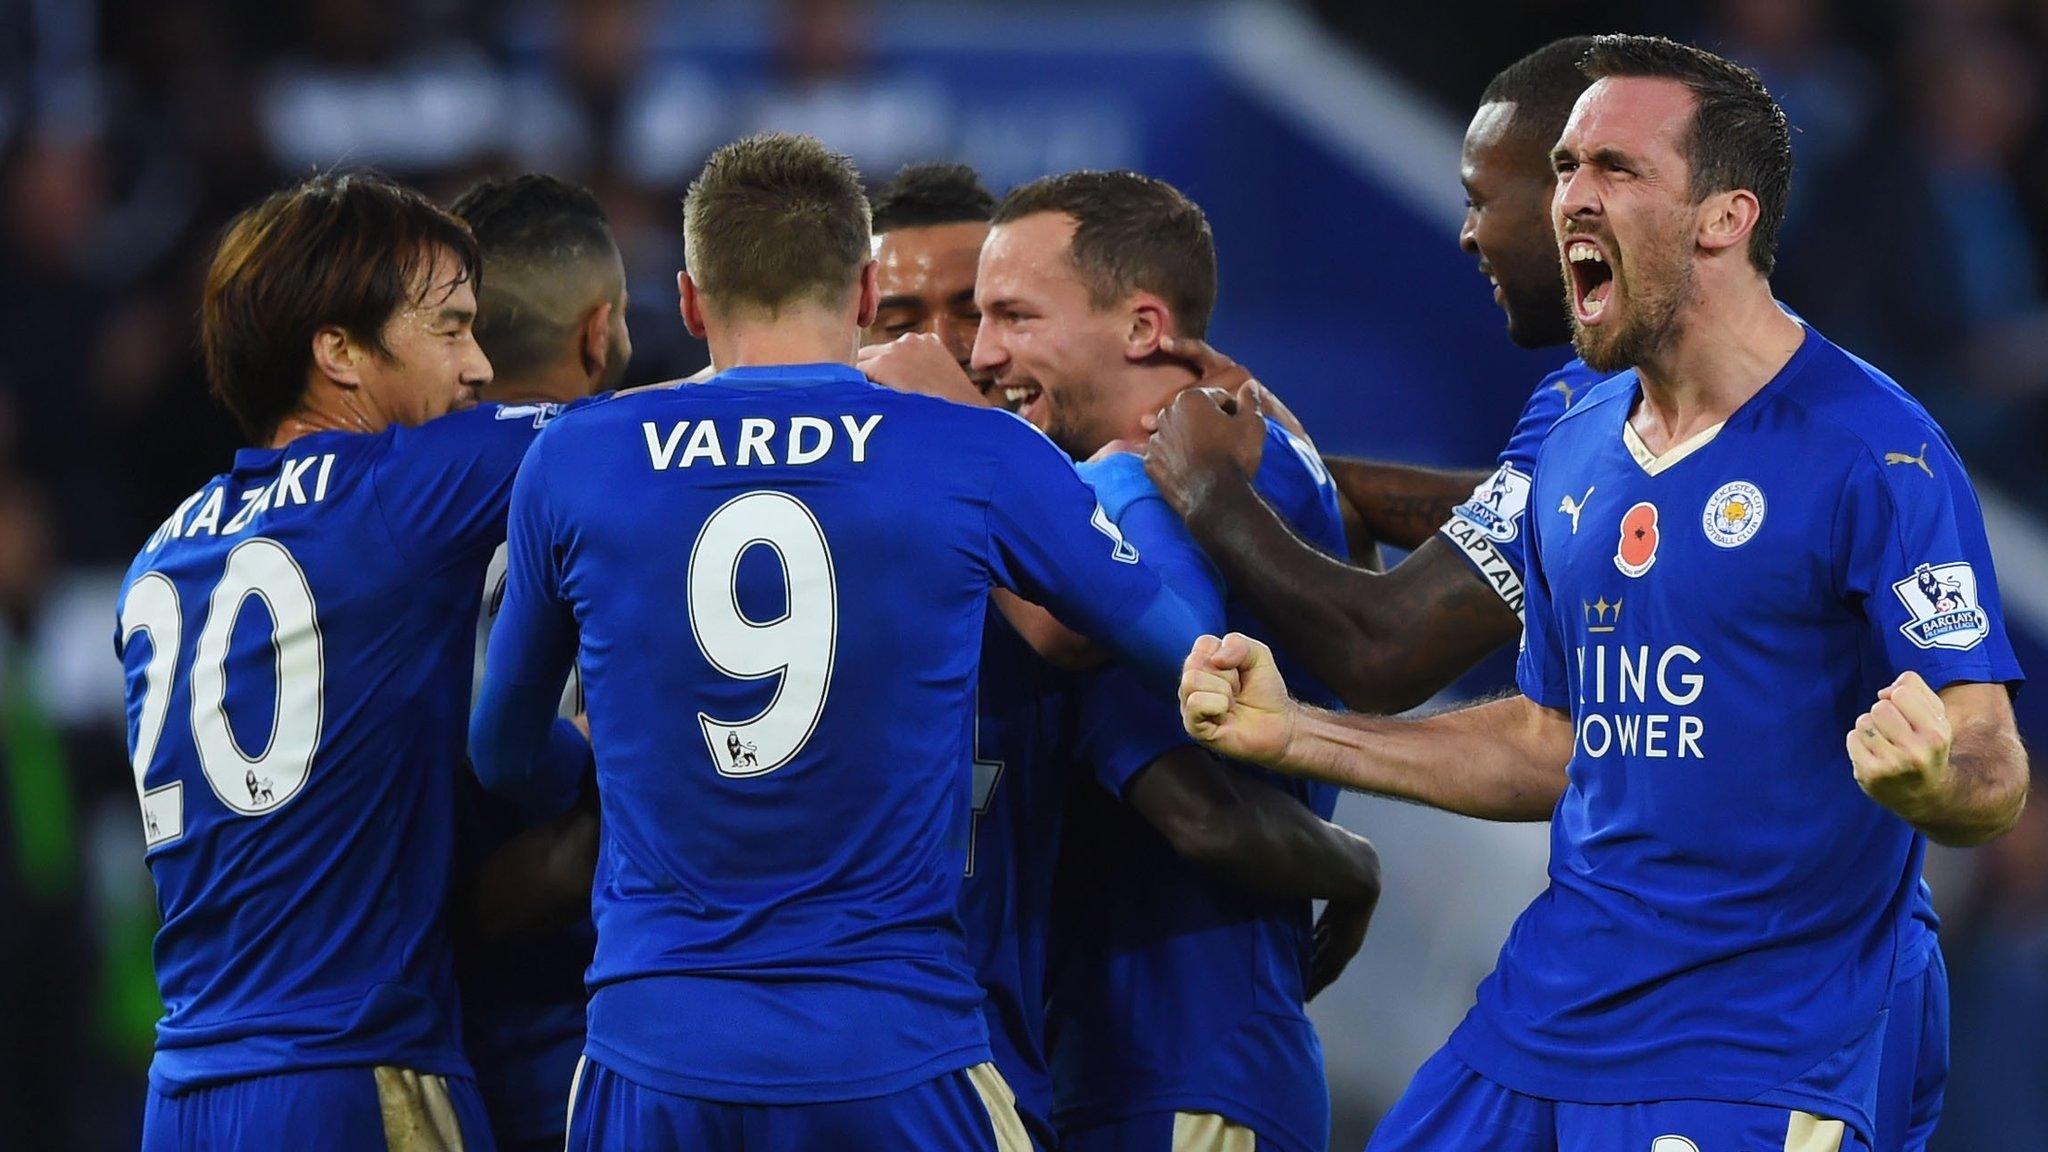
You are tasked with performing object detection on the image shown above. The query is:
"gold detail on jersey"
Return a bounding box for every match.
[1553,377,1580,407]
[1623,419,1726,477]
[1584,597,1622,632]
[1782,1111,1847,1152]
[966,1063,1033,1152]
[1885,443,1933,478]
[374,1066,466,1151]
[1172,1112,1257,1152]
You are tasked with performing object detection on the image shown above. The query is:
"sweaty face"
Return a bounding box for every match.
[867,221,993,395]
[357,247,492,426]
[1460,101,1572,350]
[970,213,1127,458]
[1553,77,1702,373]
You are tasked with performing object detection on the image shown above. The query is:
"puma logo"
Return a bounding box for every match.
[1559,486,1594,534]
[1884,443,1932,478]
[1552,377,1579,408]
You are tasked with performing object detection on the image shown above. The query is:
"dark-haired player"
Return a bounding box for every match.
[472,133,1216,1151]
[1181,36,2027,1151]
[116,172,586,1150]
[1145,36,1600,715]
[450,172,631,1152]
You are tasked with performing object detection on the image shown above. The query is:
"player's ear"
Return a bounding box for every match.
[1124,293,1170,361]
[679,272,709,340]
[1697,188,1758,260]
[854,259,880,329]
[309,325,364,389]
[580,301,614,377]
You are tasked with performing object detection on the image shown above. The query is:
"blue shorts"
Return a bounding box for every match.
[1062,1110,1267,1151]
[143,1065,495,1152]
[1367,1048,1870,1152]
[566,1056,1032,1151]
[1875,945,1949,1152]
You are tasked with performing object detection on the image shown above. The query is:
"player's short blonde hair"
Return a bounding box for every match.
[683,133,871,315]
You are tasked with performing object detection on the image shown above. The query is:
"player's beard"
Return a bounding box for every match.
[1570,240,1693,374]
[596,332,632,394]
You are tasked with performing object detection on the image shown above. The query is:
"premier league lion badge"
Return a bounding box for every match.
[1892,561,1990,651]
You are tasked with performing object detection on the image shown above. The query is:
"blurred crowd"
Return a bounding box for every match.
[0,0,2043,1147]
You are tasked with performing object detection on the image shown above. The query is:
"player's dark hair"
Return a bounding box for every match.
[1480,37,1597,151]
[1581,34,1793,274]
[870,163,996,234]
[992,171,1217,339]
[684,132,871,314]
[450,174,620,382]
[201,172,481,443]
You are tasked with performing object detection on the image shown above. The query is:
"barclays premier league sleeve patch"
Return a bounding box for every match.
[1439,464,1532,617]
[1453,464,1533,544]
[1892,561,1990,650]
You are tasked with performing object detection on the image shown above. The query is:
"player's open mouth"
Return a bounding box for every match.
[999,383,1043,416]
[1566,237,1613,324]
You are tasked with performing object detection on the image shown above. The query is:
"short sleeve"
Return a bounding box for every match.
[1073,665,1198,797]
[371,402,564,571]
[1834,435,2023,691]
[1437,371,1570,618]
[1514,448,1571,709]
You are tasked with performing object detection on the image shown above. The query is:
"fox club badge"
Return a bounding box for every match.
[1701,480,1764,549]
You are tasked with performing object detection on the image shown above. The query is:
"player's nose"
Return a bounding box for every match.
[462,336,494,390]
[1459,207,1480,256]
[1554,168,1599,226]
[935,316,975,365]
[968,320,1004,373]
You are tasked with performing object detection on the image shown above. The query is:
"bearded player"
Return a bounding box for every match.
[1181,36,2026,1151]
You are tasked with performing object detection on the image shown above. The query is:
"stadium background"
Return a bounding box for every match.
[2,0,2044,1146]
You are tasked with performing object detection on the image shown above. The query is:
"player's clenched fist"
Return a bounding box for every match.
[1848,671,1955,821]
[1180,632,1297,766]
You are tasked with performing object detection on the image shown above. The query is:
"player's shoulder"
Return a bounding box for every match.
[1074,449,1153,510]
[1543,367,1636,438]
[1772,331,1947,461]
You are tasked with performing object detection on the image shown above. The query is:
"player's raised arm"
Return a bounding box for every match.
[1181,631,1568,820]
[1147,389,1520,714]
[469,437,591,812]
[982,416,1219,683]
[1836,432,2028,846]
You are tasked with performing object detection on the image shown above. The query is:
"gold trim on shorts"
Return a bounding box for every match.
[373,1066,465,1152]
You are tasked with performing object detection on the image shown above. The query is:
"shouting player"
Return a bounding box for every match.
[971,171,1379,1152]
[469,133,1211,1152]
[449,172,629,1152]
[117,173,577,1150]
[1180,36,2028,1152]
[1143,37,1599,714]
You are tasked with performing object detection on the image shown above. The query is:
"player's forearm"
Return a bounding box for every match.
[1189,780,1383,904]
[471,697,592,813]
[1282,695,1569,821]
[1322,458,1488,553]
[1910,714,2029,846]
[467,808,599,939]
[1181,480,1511,714]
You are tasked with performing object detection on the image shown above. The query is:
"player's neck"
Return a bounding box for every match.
[1096,361,1198,455]
[481,364,594,407]
[1631,280,1803,448]
[265,382,384,449]
[705,313,859,373]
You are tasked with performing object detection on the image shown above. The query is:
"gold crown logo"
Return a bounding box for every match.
[1583,596,1622,632]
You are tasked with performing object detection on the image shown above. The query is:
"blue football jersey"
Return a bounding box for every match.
[957,610,1074,1145]
[1439,357,1603,617]
[1047,421,1347,1152]
[114,401,558,1093]
[1451,328,2021,1139]
[477,363,1204,1105]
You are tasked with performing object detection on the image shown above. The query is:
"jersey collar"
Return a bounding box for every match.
[703,363,868,390]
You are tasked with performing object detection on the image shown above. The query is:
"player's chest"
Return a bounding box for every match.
[1533,438,1837,636]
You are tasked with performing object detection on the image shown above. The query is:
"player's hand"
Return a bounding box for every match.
[1180,632,1297,766]
[1146,387,1267,514]
[1849,671,1956,822]
[1307,897,1375,1001]
[856,334,990,407]
[1150,335,1316,447]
